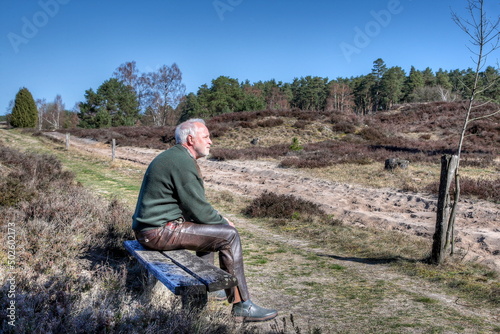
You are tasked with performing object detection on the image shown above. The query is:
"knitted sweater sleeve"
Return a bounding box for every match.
[173,152,227,225]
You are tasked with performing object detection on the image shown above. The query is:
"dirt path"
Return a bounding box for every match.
[202,159,500,272]
[44,131,500,274]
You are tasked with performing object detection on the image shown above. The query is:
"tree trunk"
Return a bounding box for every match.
[430,155,458,265]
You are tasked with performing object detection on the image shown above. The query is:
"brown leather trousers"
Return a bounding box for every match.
[134,219,250,303]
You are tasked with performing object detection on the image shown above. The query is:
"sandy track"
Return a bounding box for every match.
[44,132,500,272]
[200,159,500,272]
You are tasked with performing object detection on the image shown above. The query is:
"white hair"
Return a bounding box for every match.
[175,119,206,144]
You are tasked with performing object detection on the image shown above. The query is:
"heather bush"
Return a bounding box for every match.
[239,121,257,128]
[257,118,284,128]
[292,120,309,129]
[291,110,323,121]
[206,124,228,139]
[375,101,500,155]
[209,148,244,161]
[0,145,246,334]
[425,176,500,202]
[0,146,74,206]
[331,121,356,134]
[243,191,327,220]
[209,110,280,125]
[210,144,289,161]
[330,112,361,126]
[357,127,387,143]
[280,140,375,168]
[279,156,333,169]
[461,177,500,202]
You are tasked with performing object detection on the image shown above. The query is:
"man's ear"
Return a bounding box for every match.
[186,134,194,145]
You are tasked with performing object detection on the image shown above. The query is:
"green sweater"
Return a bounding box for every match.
[132,144,227,231]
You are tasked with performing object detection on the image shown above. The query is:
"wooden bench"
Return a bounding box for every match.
[124,240,238,309]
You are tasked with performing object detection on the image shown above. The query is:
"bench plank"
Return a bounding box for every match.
[162,250,239,292]
[124,240,206,295]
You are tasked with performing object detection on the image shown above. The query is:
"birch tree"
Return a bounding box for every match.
[114,62,186,126]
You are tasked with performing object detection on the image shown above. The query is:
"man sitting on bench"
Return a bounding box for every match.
[132,118,278,322]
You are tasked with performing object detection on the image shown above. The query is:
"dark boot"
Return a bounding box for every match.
[231,300,278,322]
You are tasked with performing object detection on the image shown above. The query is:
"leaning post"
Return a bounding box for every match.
[430,154,458,265]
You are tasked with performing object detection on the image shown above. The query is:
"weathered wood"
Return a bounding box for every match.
[124,240,205,295]
[65,133,70,150]
[162,249,238,292]
[431,155,458,264]
[124,240,238,309]
[112,138,116,161]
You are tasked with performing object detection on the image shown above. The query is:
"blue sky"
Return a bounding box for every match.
[1,0,499,115]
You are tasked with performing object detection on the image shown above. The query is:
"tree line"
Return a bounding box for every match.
[7,58,500,129]
[180,58,499,119]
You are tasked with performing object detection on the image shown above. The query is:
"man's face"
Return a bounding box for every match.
[189,123,212,159]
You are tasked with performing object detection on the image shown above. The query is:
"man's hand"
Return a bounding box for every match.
[224,217,235,227]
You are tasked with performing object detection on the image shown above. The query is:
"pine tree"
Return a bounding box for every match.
[403,67,425,101]
[10,87,38,128]
[78,78,139,128]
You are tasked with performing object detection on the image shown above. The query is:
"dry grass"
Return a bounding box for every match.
[0,143,259,334]
[237,191,499,307]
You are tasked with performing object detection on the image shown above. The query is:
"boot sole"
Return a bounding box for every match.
[233,312,278,323]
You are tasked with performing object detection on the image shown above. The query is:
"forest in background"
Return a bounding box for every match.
[5,58,500,130]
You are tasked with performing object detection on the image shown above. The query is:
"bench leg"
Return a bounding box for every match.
[181,292,208,310]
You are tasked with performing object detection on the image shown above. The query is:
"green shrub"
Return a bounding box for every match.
[289,137,303,151]
[10,87,38,128]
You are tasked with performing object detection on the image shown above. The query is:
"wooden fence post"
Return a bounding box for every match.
[65,133,70,150]
[431,154,458,265]
[112,139,116,161]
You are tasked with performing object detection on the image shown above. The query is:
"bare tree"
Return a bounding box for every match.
[114,61,147,110]
[266,86,290,110]
[437,85,458,102]
[113,61,139,89]
[36,98,46,130]
[431,0,499,264]
[114,62,186,126]
[327,82,354,112]
[36,95,65,130]
[48,95,64,130]
[143,63,186,126]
